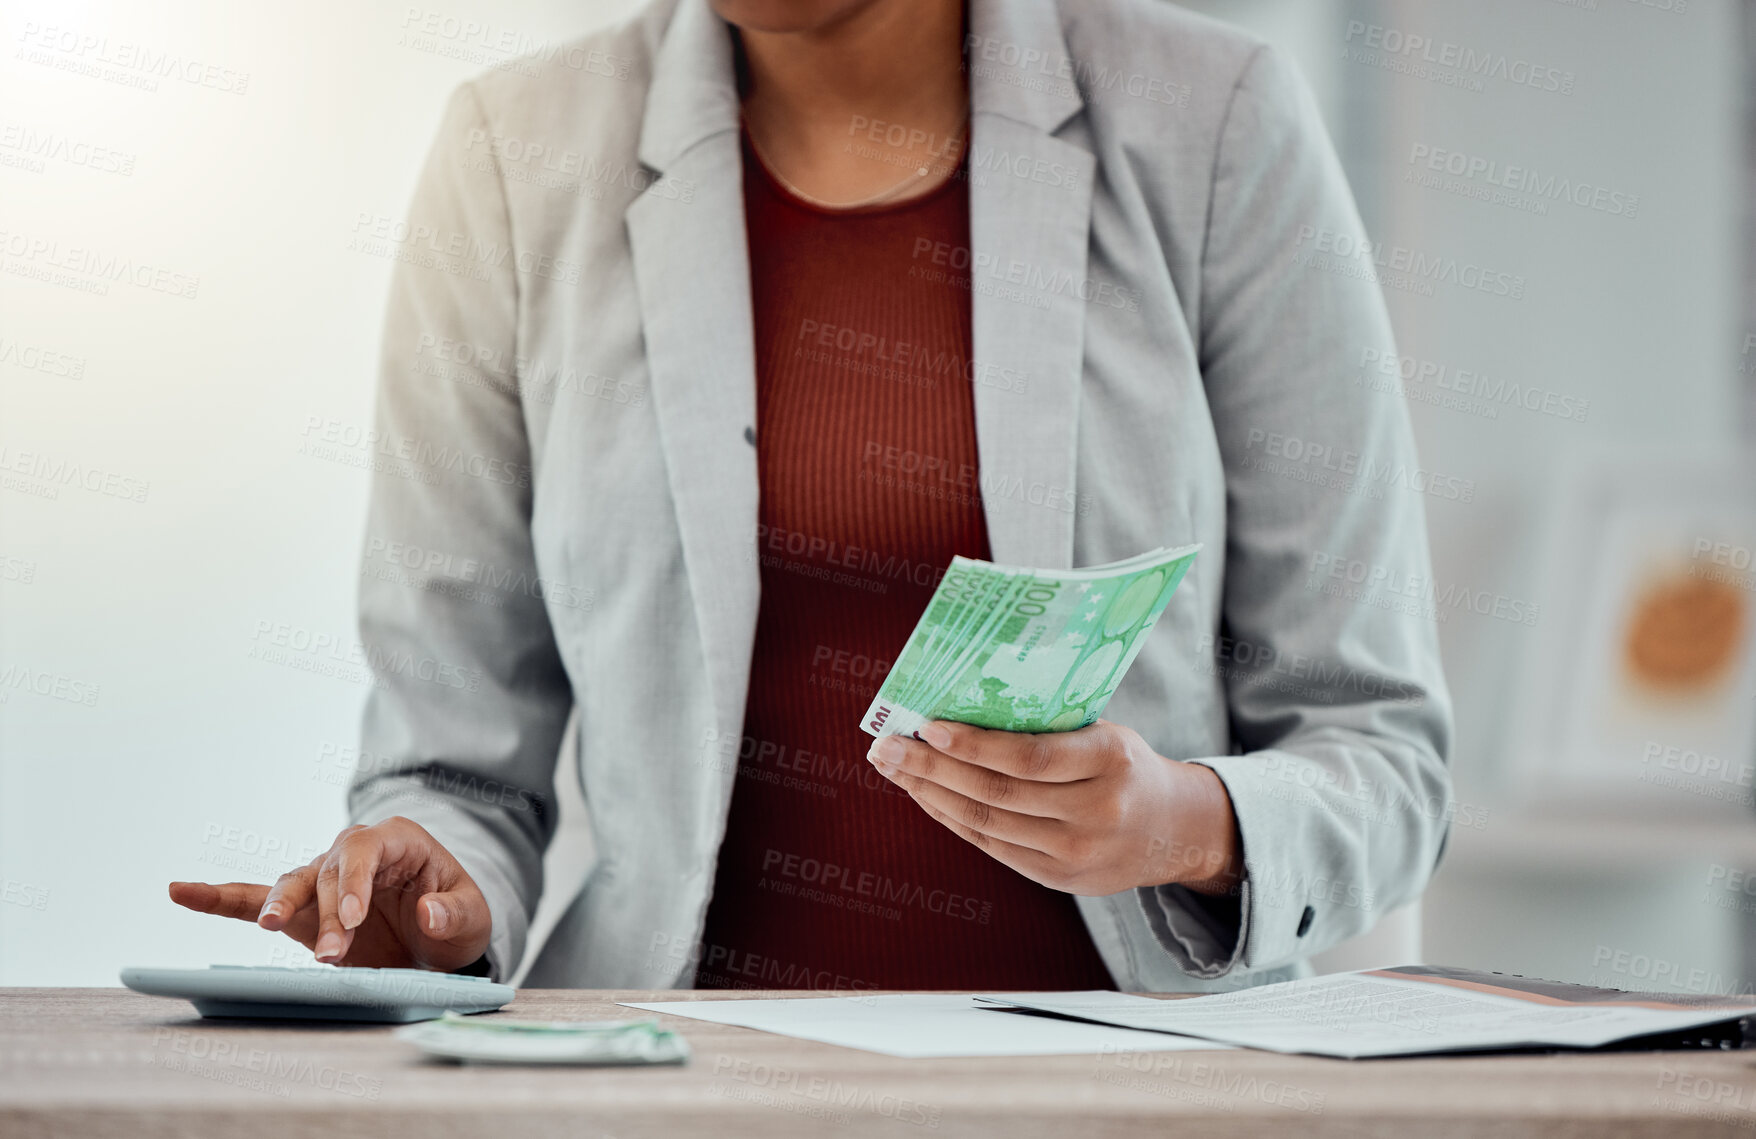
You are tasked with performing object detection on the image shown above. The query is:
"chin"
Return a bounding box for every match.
[708,0,885,34]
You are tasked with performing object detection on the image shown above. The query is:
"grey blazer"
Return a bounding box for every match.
[349,0,1454,992]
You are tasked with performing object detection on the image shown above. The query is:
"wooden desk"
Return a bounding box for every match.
[3,988,1755,1137]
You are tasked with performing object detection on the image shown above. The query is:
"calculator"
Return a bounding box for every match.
[120,964,515,1023]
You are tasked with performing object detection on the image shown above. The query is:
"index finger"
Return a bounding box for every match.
[914,720,1110,781]
[168,881,271,922]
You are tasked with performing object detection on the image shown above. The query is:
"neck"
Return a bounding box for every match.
[738,1,966,141]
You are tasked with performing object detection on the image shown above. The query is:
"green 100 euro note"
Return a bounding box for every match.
[861,544,1201,739]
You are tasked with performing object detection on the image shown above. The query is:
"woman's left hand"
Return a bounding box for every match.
[867,719,1243,897]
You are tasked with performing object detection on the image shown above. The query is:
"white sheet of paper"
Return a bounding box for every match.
[980,975,1756,1059]
[619,993,1232,1058]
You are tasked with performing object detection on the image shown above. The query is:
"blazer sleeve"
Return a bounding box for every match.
[347,82,573,982]
[1137,45,1456,978]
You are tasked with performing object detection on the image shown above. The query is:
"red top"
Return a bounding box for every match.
[693,131,1115,991]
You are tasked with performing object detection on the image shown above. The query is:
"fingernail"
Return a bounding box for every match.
[425,898,449,935]
[338,893,364,929]
[868,736,902,770]
[918,722,952,749]
[258,901,286,925]
[314,933,342,961]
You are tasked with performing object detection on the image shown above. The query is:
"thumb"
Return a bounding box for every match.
[416,887,490,945]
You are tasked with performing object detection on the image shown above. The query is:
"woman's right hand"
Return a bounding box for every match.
[168,816,492,972]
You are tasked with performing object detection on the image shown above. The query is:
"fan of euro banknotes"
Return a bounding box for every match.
[861,544,1200,739]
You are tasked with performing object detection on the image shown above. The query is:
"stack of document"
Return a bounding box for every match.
[981,966,1756,1058]
[622,993,1225,1058]
[627,967,1756,1060]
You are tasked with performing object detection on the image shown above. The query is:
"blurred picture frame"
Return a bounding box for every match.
[1509,448,1756,811]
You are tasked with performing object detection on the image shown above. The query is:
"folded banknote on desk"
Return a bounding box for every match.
[861,544,1200,739]
[395,1011,690,1065]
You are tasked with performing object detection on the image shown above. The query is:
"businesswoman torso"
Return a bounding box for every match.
[174,0,1454,992]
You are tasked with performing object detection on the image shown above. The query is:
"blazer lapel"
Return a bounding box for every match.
[966,0,1095,571]
[625,0,760,735]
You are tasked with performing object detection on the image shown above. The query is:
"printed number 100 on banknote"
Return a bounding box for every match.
[860,544,1201,739]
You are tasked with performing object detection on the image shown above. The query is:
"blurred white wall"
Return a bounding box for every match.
[0,0,639,985]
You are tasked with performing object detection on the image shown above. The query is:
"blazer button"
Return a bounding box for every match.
[1296,905,1315,937]
[743,425,756,446]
